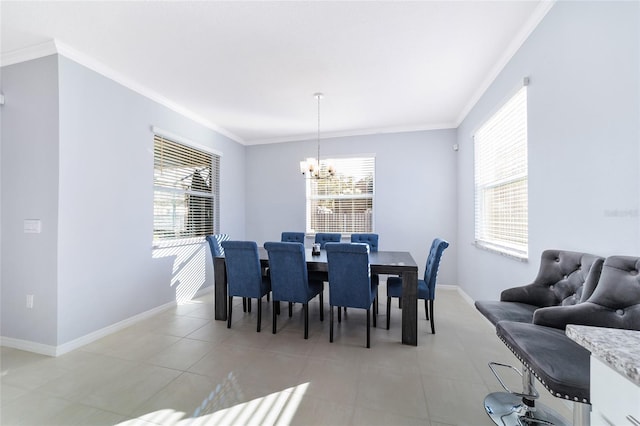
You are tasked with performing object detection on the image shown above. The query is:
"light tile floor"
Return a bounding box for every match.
[1,286,572,425]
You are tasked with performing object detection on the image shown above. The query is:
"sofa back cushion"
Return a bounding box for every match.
[501,249,604,308]
[533,255,640,331]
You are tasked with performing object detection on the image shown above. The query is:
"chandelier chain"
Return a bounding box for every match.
[317,93,321,169]
[300,92,333,179]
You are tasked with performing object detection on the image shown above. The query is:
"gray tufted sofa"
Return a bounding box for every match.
[484,255,640,426]
[532,255,640,331]
[475,249,604,326]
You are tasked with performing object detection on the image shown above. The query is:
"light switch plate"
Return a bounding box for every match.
[24,219,42,233]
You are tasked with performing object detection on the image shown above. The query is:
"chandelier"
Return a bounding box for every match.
[299,92,335,179]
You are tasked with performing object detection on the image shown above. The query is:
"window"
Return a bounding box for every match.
[474,86,528,259]
[306,156,375,234]
[153,134,220,242]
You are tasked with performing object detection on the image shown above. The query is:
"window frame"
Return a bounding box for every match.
[473,85,528,260]
[152,128,221,245]
[305,155,375,236]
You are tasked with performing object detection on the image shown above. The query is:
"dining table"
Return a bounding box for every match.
[214,247,420,346]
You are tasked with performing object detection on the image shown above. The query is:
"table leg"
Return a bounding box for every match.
[401,270,418,346]
[214,257,227,321]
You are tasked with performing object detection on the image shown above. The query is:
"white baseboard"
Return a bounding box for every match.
[438,284,459,292]
[0,337,58,357]
[452,285,476,307]
[435,283,477,309]
[1,286,213,357]
[382,281,477,307]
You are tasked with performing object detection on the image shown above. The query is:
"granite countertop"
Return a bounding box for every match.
[566,324,640,387]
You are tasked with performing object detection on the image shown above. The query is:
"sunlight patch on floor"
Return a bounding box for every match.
[117,382,309,426]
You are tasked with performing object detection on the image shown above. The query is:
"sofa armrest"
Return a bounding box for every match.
[501,283,556,306]
[533,302,640,330]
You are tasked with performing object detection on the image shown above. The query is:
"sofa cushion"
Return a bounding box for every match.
[496,321,591,403]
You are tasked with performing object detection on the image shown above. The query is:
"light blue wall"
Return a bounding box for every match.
[456,0,640,301]
[1,55,60,346]
[1,55,247,347]
[245,130,459,284]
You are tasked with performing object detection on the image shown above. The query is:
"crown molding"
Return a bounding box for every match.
[0,40,58,67]
[246,121,457,146]
[454,0,556,127]
[1,39,245,144]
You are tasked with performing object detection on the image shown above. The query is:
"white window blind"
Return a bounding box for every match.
[153,135,220,242]
[306,156,375,234]
[474,86,528,259]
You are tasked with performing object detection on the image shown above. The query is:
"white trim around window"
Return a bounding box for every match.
[474,85,528,260]
[152,131,220,245]
[305,155,375,235]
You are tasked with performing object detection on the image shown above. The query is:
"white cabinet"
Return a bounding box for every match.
[590,356,640,426]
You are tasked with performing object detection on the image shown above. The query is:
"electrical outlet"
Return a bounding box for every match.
[26,294,34,309]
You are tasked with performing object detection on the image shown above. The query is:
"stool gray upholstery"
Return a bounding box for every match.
[496,321,591,403]
[476,249,604,326]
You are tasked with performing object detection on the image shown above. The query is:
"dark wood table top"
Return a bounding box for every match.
[251,247,418,273]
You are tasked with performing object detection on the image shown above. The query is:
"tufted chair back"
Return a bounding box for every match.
[534,255,640,331]
[315,233,342,248]
[206,233,230,257]
[501,250,604,308]
[350,233,379,252]
[423,238,449,294]
[281,232,305,244]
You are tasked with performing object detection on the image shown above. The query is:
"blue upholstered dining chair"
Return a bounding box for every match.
[264,242,324,339]
[281,232,305,244]
[386,238,449,333]
[220,241,271,332]
[351,233,380,309]
[350,233,378,252]
[208,233,256,310]
[325,243,378,348]
[314,233,341,248]
[206,233,230,258]
[308,233,341,283]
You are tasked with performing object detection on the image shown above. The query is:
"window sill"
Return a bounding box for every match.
[152,237,206,249]
[474,241,528,262]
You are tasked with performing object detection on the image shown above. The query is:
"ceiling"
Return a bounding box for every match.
[0,1,552,145]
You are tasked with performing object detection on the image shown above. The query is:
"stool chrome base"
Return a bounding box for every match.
[484,392,568,426]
